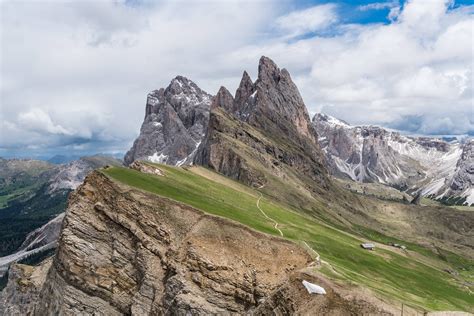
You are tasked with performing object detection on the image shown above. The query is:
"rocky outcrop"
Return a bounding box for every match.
[30,171,312,314]
[129,161,164,176]
[195,56,329,193]
[0,259,52,315]
[253,271,394,315]
[124,76,212,166]
[313,113,473,205]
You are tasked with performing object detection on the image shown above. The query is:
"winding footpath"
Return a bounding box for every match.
[256,193,283,237]
[303,241,321,262]
[256,190,330,268]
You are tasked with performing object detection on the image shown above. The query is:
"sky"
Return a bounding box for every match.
[1,0,473,159]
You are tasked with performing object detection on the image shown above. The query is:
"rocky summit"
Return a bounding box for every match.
[195,56,329,197]
[124,76,212,166]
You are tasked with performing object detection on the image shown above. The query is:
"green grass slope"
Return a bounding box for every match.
[102,164,474,312]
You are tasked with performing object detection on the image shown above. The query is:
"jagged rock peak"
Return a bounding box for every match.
[167,75,206,95]
[211,86,234,112]
[258,56,281,84]
[251,56,318,146]
[195,56,329,190]
[146,76,211,116]
[235,71,255,107]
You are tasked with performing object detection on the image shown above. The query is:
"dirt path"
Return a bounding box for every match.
[256,189,330,268]
[303,241,321,262]
[256,192,284,237]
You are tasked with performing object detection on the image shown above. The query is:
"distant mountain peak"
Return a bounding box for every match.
[234,71,255,113]
[169,76,202,93]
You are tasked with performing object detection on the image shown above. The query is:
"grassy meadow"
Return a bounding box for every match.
[102,164,474,312]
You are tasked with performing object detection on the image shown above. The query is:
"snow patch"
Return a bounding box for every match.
[176,141,202,167]
[148,152,168,164]
[147,95,159,106]
[463,188,474,206]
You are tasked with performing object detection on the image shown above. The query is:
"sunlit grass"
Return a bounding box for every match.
[102,164,474,312]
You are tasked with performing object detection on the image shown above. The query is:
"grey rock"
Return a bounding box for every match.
[0,259,52,316]
[444,140,474,202]
[195,56,329,190]
[48,155,121,194]
[124,76,212,166]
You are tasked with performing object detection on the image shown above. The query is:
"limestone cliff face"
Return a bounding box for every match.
[32,171,312,314]
[195,56,329,192]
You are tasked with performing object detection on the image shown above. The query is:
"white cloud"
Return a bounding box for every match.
[18,109,72,136]
[288,0,473,131]
[358,1,399,11]
[275,4,338,38]
[1,0,472,157]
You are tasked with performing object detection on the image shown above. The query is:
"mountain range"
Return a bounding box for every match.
[1,57,473,315]
[313,113,473,206]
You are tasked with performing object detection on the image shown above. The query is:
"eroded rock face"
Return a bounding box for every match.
[48,155,122,194]
[124,76,212,166]
[32,172,312,314]
[195,56,329,191]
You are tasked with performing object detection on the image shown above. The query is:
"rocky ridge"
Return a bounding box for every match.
[0,171,395,315]
[126,57,329,196]
[195,56,329,196]
[313,113,473,205]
